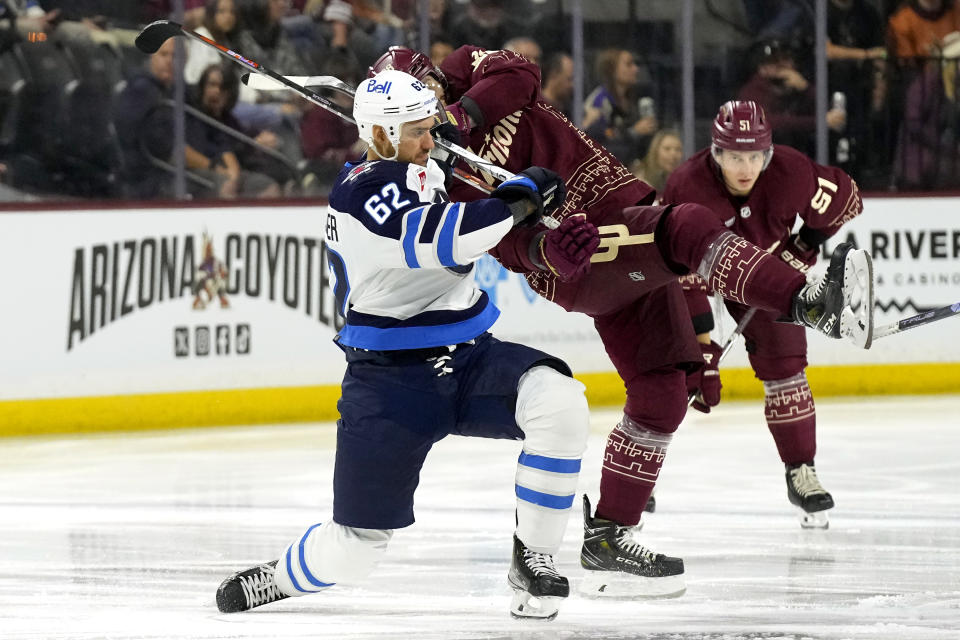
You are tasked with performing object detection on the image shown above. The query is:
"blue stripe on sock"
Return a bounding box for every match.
[298,523,335,589]
[285,545,307,593]
[515,485,576,510]
[517,452,581,474]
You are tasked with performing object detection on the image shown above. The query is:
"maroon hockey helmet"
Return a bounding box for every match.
[368,46,448,93]
[711,100,773,167]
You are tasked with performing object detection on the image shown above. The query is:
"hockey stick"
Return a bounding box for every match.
[688,307,757,407]
[238,71,503,199]
[872,301,960,340]
[135,21,517,188]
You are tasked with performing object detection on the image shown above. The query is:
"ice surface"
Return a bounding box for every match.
[1,396,958,639]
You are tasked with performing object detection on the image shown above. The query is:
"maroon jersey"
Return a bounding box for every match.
[662,144,862,325]
[439,46,655,312]
[662,145,861,254]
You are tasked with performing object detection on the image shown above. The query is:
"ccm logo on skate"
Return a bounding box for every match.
[616,556,644,568]
[822,313,837,333]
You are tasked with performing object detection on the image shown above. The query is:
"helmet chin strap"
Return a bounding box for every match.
[369,128,399,161]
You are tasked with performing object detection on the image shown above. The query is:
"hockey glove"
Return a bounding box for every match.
[532,213,600,282]
[686,340,723,413]
[442,101,474,140]
[491,167,567,226]
[779,230,820,274]
[429,118,461,182]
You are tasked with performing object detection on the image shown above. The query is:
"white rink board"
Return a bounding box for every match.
[0,197,957,401]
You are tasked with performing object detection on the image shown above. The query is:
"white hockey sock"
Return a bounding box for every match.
[513,366,590,555]
[273,520,393,597]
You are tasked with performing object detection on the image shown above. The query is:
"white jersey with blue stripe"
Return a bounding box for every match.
[325,158,515,350]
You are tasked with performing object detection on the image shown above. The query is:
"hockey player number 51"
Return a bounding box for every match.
[810,177,838,215]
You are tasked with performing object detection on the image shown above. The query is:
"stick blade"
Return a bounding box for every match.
[135,20,184,54]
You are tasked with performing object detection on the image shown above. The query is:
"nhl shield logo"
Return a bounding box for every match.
[740,205,751,218]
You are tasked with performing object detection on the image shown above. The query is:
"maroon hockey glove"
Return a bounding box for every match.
[534,214,600,282]
[686,340,723,413]
[441,102,473,140]
[779,233,819,274]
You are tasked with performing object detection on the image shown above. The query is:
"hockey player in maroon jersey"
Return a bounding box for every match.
[661,100,864,529]
[371,46,874,596]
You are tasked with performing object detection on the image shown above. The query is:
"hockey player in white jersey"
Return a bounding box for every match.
[214,70,600,620]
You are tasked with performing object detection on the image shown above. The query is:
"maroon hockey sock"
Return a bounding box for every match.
[763,373,817,463]
[658,204,806,315]
[697,232,807,316]
[595,417,672,527]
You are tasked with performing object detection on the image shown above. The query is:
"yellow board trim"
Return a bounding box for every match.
[2,363,958,437]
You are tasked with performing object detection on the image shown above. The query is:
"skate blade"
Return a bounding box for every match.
[578,571,686,599]
[796,507,830,529]
[509,589,562,620]
[841,249,874,349]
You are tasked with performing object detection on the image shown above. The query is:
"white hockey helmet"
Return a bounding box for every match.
[354,69,439,160]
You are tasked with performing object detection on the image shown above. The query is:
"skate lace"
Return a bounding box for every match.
[790,464,827,498]
[238,565,284,608]
[615,527,658,563]
[803,271,827,305]
[522,548,561,579]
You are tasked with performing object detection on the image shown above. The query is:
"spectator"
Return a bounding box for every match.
[299,53,364,193]
[503,36,542,65]
[741,0,811,43]
[349,0,407,55]
[634,129,683,194]
[894,33,960,188]
[430,38,454,67]
[541,51,574,115]
[582,48,657,166]
[114,39,212,198]
[185,63,282,199]
[300,0,384,70]
[144,0,207,29]
[827,0,889,181]
[422,0,453,43]
[185,0,244,87]
[234,0,312,160]
[235,0,311,77]
[7,0,145,47]
[738,40,846,156]
[888,0,960,60]
[448,0,526,51]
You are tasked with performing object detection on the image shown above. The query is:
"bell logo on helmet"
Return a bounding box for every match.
[366,80,393,94]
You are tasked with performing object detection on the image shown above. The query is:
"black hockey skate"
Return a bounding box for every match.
[786,462,834,529]
[507,534,569,620]
[579,495,685,598]
[216,559,289,613]
[792,241,874,349]
[644,493,656,513]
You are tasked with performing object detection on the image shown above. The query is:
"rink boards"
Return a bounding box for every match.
[1,197,958,435]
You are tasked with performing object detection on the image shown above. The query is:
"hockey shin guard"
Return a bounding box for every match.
[514,366,590,555]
